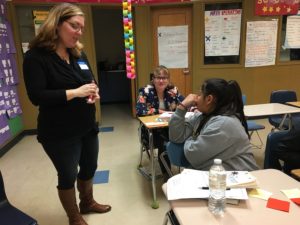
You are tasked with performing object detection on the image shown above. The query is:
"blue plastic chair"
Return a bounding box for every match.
[0,171,38,225]
[269,90,300,130]
[160,142,190,177]
[242,95,265,148]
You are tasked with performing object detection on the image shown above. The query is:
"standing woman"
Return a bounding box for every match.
[23,3,111,225]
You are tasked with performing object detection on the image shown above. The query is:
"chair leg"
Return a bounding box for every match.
[249,131,264,149]
[159,151,173,177]
[162,212,169,225]
[167,210,180,225]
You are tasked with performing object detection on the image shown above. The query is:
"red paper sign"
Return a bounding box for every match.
[291,197,300,205]
[266,197,290,212]
[255,0,300,16]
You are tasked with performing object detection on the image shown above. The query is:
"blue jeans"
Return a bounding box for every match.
[41,129,99,189]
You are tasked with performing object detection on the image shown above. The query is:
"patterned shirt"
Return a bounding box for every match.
[136,84,184,116]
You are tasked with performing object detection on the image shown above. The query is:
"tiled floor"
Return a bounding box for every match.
[0,103,271,225]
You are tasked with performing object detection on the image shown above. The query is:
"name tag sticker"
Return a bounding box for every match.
[78,61,89,70]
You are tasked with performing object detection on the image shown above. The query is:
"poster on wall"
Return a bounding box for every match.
[157,25,188,68]
[255,0,299,16]
[245,20,278,67]
[33,10,49,36]
[204,9,242,56]
[284,11,300,48]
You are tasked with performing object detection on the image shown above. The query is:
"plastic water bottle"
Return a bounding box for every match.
[208,159,227,216]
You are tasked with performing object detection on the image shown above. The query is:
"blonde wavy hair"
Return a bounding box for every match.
[29,3,84,57]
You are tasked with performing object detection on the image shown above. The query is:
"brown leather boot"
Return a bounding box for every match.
[58,188,88,225]
[77,178,111,214]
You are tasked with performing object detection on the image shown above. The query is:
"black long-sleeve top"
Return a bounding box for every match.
[23,47,98,144]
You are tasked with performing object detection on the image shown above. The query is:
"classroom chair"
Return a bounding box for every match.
[242,95,265,148]
[269,90,300,130]
[162,209,180,225]
[0,171,38,225]
[160,142,190,177]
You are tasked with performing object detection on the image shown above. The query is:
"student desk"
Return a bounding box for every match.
[163,169,300,225]
[138,115,168,209]
[244,103,300,129]
[286,101,300,108]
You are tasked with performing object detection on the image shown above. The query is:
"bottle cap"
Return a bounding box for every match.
[214,159,222,164]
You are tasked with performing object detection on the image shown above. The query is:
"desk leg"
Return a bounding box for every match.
[149,130,159,209]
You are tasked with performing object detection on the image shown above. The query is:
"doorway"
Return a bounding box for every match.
[152,6,192,97]
[91,7,131,119]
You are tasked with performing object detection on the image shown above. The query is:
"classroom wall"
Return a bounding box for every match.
[5,0,300,133]
[134,0,300,105]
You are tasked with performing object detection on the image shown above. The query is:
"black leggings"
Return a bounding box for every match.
[41,130,99,189]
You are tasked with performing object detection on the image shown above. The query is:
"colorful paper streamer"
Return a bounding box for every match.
[123,0,136,79]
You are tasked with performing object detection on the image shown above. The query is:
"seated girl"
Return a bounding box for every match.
[168,78,259,171]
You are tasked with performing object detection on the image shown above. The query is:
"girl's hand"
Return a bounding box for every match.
[182,94,198,108]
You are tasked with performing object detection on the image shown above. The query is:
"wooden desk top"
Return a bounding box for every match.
[163,169,300,225]
[286,101,300,108]
[137,115,168,129]
[244,103,300,119]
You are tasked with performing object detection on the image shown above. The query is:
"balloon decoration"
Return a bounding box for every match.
[122,0,136,79]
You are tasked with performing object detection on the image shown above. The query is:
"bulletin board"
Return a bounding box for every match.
[0,0,23,148]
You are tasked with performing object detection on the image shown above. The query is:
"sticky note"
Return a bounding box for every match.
[281,188,300,205]
[266,197,290,212]
[248,188,272,200]
[281,188,300,199]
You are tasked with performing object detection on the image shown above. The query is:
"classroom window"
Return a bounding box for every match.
[279,11,300,62]
[204,2,242,65]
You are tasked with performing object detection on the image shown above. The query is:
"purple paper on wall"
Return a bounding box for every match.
[5,21,16,53]
[9,54,19,84]
[0,0,6,17]
[0,85,4,114]
[0,35,4,55]
[1,54,18,85]
[0,20,6,35]
[0,114,11,146]
[0,54,5,79]
[3,85,22,119]
[2,85,10,110]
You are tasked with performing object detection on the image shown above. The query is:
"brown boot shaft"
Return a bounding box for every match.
[58,188,88,225]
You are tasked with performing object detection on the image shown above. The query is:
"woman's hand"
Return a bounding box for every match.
[66,83,100,102]
[159,109,166,114]
[87,86,100,104]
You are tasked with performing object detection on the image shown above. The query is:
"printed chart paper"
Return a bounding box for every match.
[205,9,242,56]
[284,11,300,49]
[158,25,188,68]
[245,20,278,67]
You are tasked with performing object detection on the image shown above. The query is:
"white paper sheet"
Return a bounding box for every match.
[166,169,249,201]
[245,20,278,67]
[158,25,188,68]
